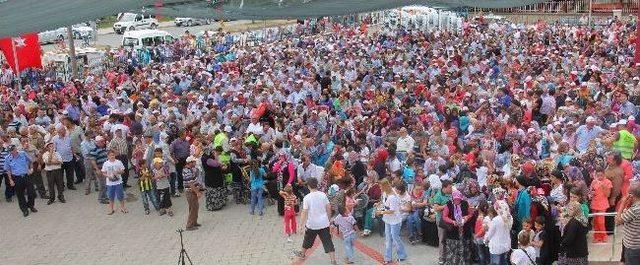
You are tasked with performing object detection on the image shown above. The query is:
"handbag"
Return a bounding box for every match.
[519,248,537,265]
[438,219,455,231]
[423,205,436,222]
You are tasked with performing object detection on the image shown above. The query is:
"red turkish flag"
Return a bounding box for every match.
[635,11,640,65]
[0,33,42,73]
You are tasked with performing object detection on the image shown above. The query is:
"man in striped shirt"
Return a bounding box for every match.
[616,184,640,264]
[64,117,85,185]
[0,133,15,202]
[108,128,130,188]
[89,136,109,204]
[183,156,201,231]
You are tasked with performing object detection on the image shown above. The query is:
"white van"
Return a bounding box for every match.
[122,30,174,49]
[113,13,159,34]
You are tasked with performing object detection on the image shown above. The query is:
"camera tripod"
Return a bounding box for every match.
[176,229,193,265]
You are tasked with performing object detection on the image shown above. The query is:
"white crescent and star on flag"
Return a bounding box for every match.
[12,37,26,48]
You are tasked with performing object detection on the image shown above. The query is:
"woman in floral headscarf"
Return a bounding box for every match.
[576,142,607,175]
[271,150,297,216]
[564,166,589,202]
[441,190,474,265]
[558,201,589,265]
[530,186,561,265]
[460,178,485,208]
[502,154,522,180]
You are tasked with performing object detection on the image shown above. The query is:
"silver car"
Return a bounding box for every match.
[174,17,211,27]
[38,27,68,44]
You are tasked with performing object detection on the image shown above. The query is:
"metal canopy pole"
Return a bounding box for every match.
[66,25,78,79]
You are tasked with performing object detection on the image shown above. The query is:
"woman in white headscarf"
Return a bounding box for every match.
[484,188,513,265]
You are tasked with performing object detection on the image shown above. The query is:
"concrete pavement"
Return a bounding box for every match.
[0,184,622,264]
[0,183,439,265]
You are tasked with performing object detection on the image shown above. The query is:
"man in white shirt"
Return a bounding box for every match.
[297,155,325,196]
[395,127,415,162]
[294,178,337,265]
[387,155,402,175]
[246,117,264,136]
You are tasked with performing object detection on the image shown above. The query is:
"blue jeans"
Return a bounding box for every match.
[625,246,640,265]
[490,253,508,265]
[343,233,356,262]
[475,242,490,265]
[407,210,422,239]
[384,222,407,262]
[250,188,264,214]
[396,152,407,163]
[140,190,159,211]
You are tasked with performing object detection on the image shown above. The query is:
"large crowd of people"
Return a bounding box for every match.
[1,13,640,265]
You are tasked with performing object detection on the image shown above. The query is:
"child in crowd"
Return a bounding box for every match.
[249,161,266,216]
[531,216,547,264]
[568,187,590,219]
[518,218,535,243]
[138,161,159,215]
[131,137,146,178]
[344,188,357,215]
[152,156,173,217]
[589,170,611,242]
[407,184,425,244]
[332,206,359,264]
[279,184,298,242]
[414,167,426,186]
[510,231,537,265]
[402,159,416,192]
[102,149,127,215]
[474,201,490,265]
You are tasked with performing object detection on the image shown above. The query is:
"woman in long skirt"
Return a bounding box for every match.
[441,191,474,265]
[202,147,227,211]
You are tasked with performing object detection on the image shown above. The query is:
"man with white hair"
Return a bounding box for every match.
[52,125,77,190]
[575,116,604,153]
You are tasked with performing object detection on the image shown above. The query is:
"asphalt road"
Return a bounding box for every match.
[41,19,264,52]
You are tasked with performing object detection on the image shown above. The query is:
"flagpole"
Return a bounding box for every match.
[635,5,640,67]
[10,37,21,90]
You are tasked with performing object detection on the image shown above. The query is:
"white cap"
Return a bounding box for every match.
[186,156,197,163]
[629,116,636,121]
[95,135,104,142]
[586,116,596,123]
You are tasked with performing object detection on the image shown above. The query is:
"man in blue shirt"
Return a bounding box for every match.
[4,145,37,217]
[575,116,604,153]
[0,133,15,202]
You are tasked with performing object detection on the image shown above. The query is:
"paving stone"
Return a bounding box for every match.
[0,184,616,264]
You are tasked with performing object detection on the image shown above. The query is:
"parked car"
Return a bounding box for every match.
[38,27,68,44]
[122,29,174,49]
[113,13,159,34]
[174,17,211,27]
[72,23,94,39]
